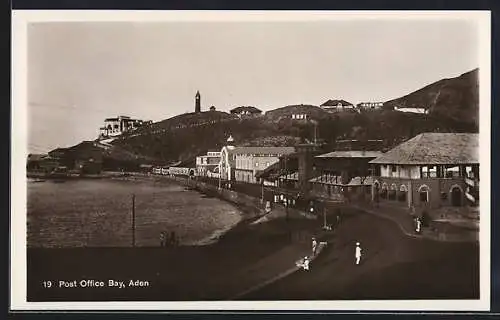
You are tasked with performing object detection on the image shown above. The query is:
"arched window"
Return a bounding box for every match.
[418,184,430,203]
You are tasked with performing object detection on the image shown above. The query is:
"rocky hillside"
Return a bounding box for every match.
[52,69,479,168]
[384,68,479,126]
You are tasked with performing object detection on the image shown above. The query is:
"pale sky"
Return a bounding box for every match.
[27,18,479,153]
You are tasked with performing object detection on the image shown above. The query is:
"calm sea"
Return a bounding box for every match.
[27,178,242,248]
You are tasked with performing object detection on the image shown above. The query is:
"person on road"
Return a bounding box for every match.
[303,256,310,271]
[416,217,422,234]
[160,231,166,247]
[312,237,318,256]
[355,242,362,265]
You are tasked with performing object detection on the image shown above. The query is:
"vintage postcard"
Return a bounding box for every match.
[11,10,491,311]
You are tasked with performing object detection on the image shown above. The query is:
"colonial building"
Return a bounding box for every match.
[393,105,428,114]
[312,150,383,200]
[291,113,309,120]
[230,106,263,118]
[196,150,221,177]
[99,116,147,138]
[369,133,479,209]
[356,102,384,110]
[320,99,355,112]
[219,135,294,183]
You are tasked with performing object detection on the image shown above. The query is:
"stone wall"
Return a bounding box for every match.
[180,177,317,221]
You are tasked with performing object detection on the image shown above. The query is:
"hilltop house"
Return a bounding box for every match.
[356,102,384,111]
[291,113,309,120]
[369,133,479,210]
[219,135,295,183]
[393,105,428,114]
[320,99,355,112]
[99,116,149,138]
[230,106,262,118]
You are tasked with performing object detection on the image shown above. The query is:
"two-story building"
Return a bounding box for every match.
[196,150,221,177]
[219,136,295,183]
[369,133,479,209]
[99,116,148,138]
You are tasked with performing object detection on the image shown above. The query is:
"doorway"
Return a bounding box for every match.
[451,186,462,207]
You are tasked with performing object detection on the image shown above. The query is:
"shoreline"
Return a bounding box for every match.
[29,172,266,249]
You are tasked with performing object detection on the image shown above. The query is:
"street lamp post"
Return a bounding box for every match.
[283,195,291,243]
[218,163,222,190]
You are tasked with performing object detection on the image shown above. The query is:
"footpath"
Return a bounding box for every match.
[350,202,479,243]
[153,175,477,299]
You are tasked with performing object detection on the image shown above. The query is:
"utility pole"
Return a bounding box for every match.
[323,206,327,229]
[132,194,136,247]
[314,122,317,144]
[261,181,264,204]
[218,163,222,190]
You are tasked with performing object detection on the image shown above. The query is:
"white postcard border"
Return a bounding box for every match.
[11,10,492,311]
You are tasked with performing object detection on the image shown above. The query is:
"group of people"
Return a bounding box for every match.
[160,231,179,247]
[300,239,363,271]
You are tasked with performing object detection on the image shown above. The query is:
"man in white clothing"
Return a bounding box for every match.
[416,217,422,234]
[303,256,310,271]
[355,242,362,265]
[312,237,318,256]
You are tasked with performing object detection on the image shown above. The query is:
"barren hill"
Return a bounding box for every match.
[48,69,480,169]
[384,68,479,126]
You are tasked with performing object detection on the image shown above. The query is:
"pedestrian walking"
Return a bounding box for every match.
[160,231,166,247]
[355,242,362,265]
[416,217,422,234]
[312,237,318,256]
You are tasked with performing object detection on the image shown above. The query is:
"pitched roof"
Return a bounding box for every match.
[230,106,262,114]
[228,146,296,155]
[369,133,479,165]
[316,151,383,158]
[320,99,353,107]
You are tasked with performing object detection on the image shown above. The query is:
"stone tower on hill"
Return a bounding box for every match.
[195,91,201,113]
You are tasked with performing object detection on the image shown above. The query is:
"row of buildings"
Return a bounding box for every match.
[195,91,428,117]
[191,132,479,211]
[95,93,427,139]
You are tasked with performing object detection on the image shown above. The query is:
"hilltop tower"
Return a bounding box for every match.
[195,91,201,113]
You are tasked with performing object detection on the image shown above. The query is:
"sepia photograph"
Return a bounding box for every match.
[11,10,491,311]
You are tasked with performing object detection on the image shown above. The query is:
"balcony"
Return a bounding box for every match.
[464,177,477,188]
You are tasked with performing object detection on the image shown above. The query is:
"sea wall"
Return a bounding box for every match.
[175,177,317,222]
